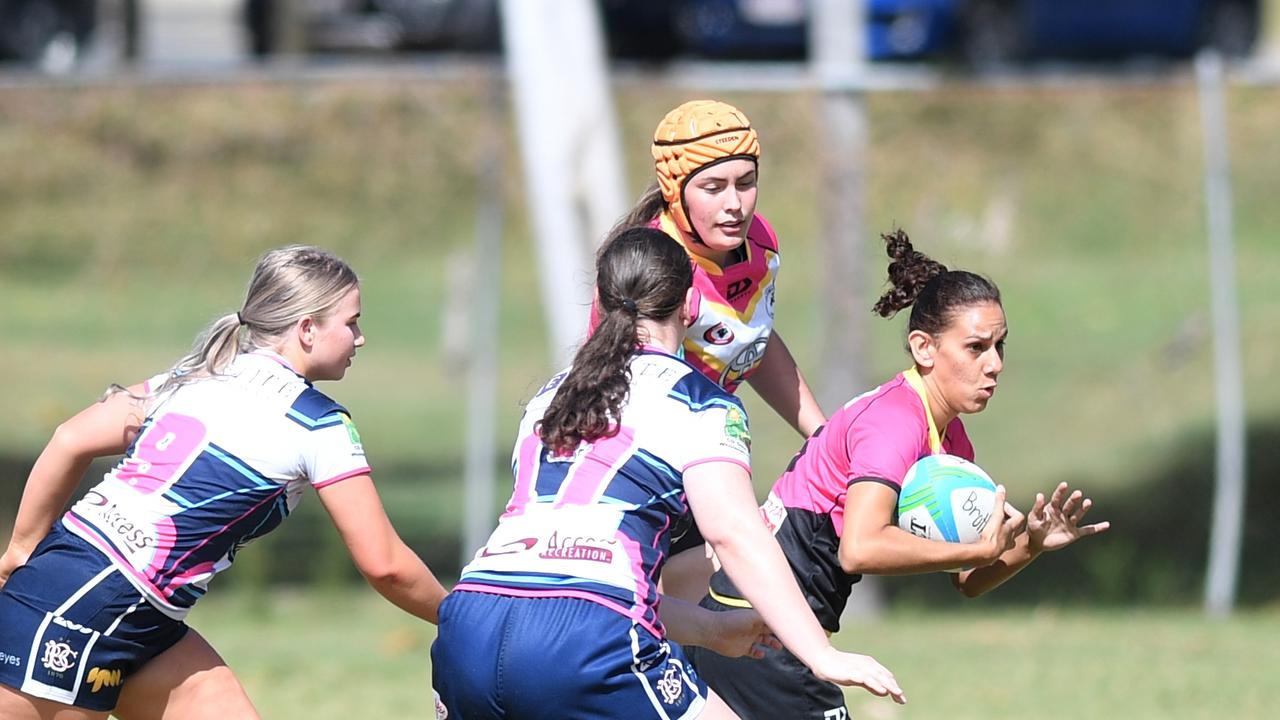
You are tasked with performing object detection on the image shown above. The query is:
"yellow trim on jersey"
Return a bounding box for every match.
[902,367,945,453]
[708,587,753,608]
[706,589,831,634]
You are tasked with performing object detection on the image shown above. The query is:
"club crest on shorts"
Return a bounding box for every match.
[657,662,684,705]
[40,640,78,673]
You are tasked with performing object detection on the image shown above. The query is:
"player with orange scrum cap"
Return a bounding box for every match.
[603,99,822,437]
[594,100,827,603]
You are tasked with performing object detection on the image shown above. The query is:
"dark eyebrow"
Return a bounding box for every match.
[966,328,1008,342]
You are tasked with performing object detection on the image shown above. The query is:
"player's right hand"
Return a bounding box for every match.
[978,484,1022,565]
[809,646,907,704]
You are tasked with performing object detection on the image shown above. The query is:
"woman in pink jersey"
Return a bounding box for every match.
[688,230,1111,720]
[432,227,904,720]
[0,246,447,720]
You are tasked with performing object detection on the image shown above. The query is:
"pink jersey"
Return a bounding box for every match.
[657,211,780,391]
[589,212,781,392]
[708,368,974,631]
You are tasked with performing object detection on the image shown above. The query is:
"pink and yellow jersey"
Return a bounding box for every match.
[589,212,781,392]
[62,351,370,620]
[456,346,752,640]
[658,211,780,391]
[707,368,974,631]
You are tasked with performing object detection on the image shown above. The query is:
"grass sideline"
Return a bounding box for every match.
[186,589,1280,720]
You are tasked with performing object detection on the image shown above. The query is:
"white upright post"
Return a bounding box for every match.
[499,0,627,366]
[1196,51,1247,619]
[812,0,882,620]
[462,88,506,565]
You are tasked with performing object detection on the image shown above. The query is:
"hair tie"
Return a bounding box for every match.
[620,298,639,315]
[236,311,245,326]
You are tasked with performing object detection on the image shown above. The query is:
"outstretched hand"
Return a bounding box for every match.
[810,646,907,705]
[1027,482,1110,553]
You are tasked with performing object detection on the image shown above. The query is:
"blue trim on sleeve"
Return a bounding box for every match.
[664,360,746,414]
[286,387,350,430]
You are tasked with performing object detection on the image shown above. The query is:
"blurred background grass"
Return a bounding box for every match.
[3,74,1278,605]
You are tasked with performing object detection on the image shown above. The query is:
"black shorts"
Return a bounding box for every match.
[687,594,847,720]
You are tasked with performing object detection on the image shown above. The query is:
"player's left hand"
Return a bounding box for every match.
[705,608,781,660]
[1027,482,1110,553]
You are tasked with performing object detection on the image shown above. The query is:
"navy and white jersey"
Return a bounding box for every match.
[455,346,752,639]
[62,351,370,620]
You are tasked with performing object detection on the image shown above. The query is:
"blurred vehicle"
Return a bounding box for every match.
[0,0,98,71]
[671,0,958,60]
[962,0,1261,64]
[670,0,1262,63]
[599,0,685,59]
[243,0,500,56]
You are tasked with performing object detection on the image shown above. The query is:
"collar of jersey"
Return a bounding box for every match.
[902,367,944,453]
[636,342,685,359]
[248,348,306,379]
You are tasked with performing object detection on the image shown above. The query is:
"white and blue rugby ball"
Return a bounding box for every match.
[896,454,997,544]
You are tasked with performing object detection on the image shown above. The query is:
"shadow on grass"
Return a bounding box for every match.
[3,418,1277,607]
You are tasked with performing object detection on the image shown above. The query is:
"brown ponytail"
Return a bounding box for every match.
[872,228,1001,336]
[537,227,693,455]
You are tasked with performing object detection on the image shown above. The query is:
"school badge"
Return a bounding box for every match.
[723,406,751,452]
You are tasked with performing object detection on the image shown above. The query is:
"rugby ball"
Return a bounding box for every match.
[896,454,996,544]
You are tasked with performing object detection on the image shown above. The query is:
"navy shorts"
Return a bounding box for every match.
[687,594,847,720]
[0,524,188,712]
[431,590,708,720]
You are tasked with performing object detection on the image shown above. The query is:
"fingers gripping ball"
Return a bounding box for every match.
[651,99,760,235]
[896,454,996,544]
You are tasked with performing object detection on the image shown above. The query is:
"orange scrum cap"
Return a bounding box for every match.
[651,100,761,236]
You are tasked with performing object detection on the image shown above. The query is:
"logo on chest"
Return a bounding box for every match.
[719,337,769,388]
[703,323,735,346]
[725,278,754,302]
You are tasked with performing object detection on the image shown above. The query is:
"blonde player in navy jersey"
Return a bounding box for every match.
[430,227,906,720]
[0,246,447,720]
[689,230,1110,719]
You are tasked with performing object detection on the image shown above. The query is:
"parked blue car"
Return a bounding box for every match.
[669,0,957,59]
[670,0,1261,63]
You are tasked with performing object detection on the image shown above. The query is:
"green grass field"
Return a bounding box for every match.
[186,590,1280,720]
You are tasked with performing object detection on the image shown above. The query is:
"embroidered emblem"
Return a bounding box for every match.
[40,641,78,673]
